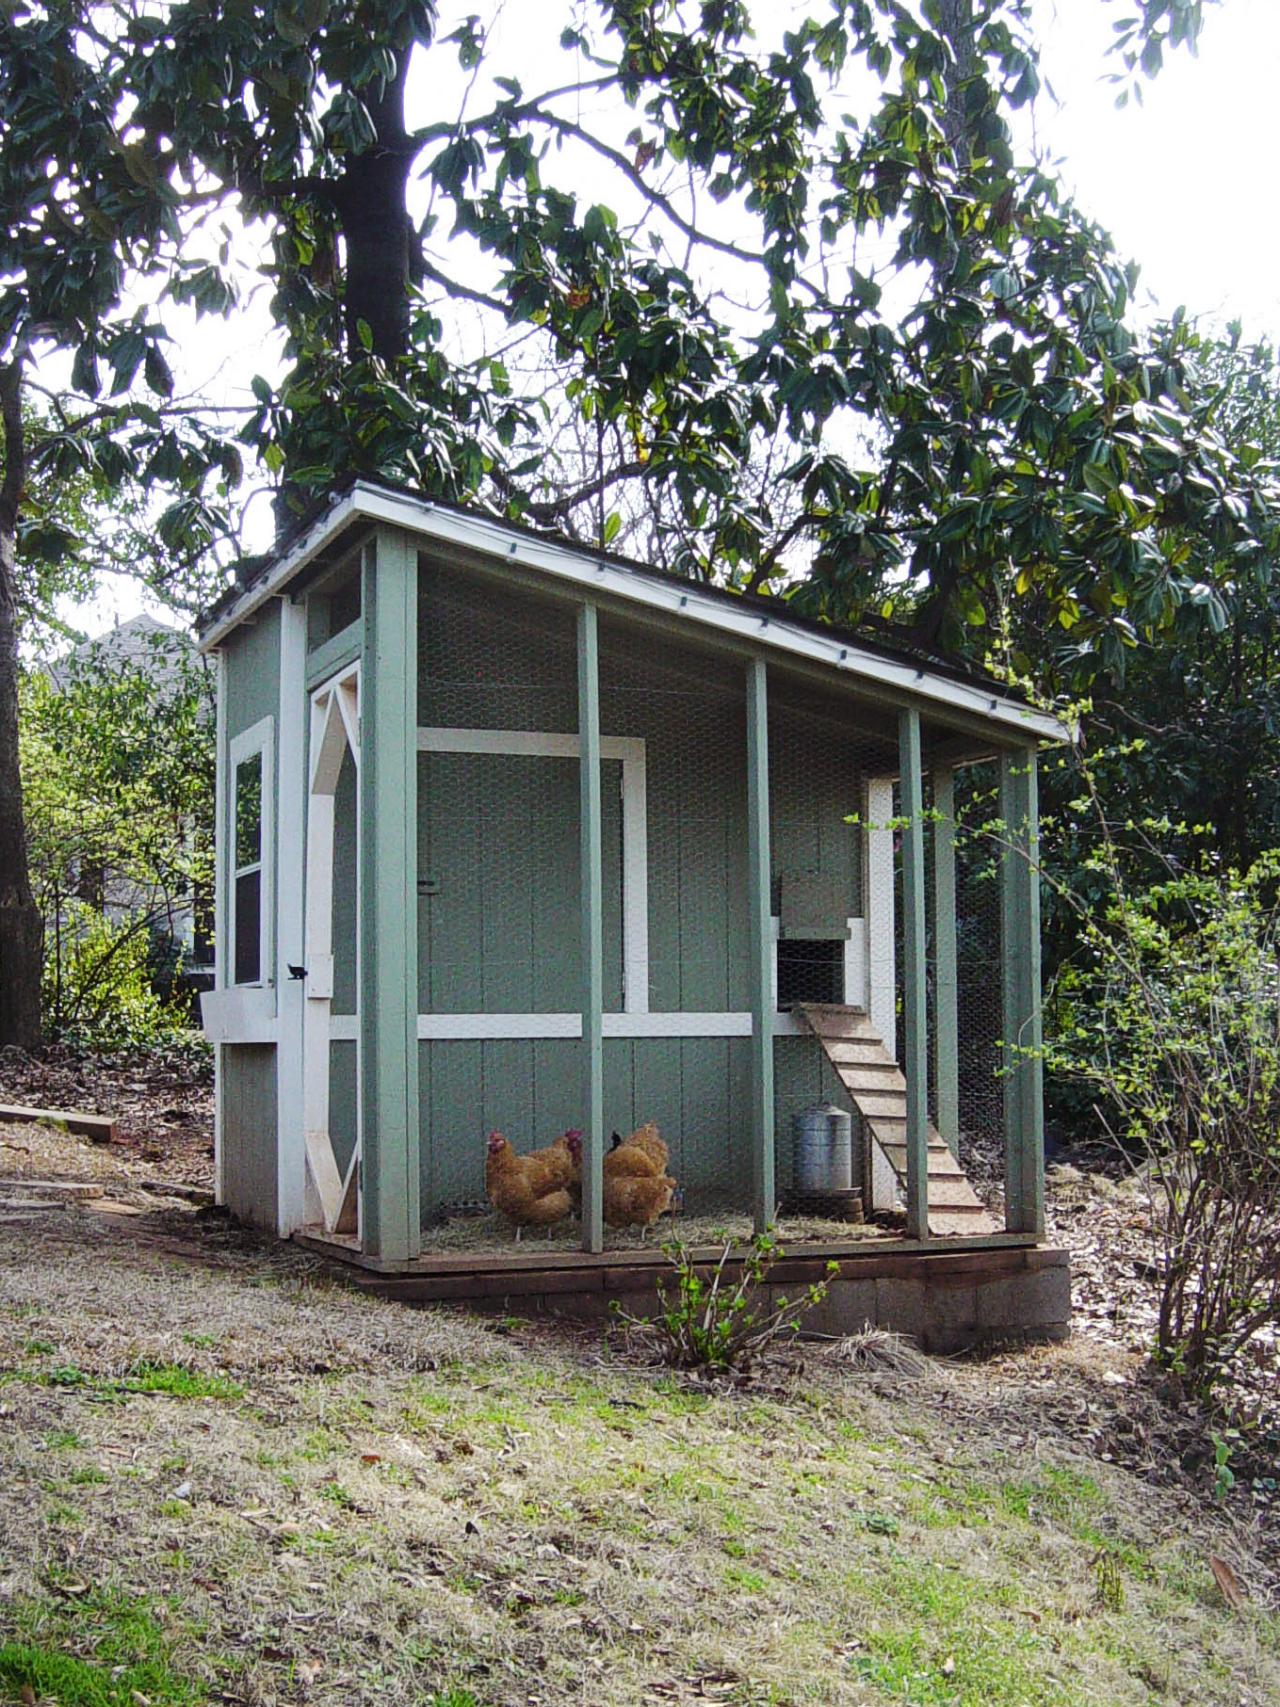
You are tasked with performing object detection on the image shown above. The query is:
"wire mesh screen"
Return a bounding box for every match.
[597,621,752,1233]
[768,677,897,1238]
[405,555,1009,1254]
[416,564,589,1246]
[953,761,1006,1206]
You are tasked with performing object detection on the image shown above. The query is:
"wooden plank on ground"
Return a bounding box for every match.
[0,1103,117,1142]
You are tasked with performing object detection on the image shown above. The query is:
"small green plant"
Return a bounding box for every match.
[1211,1432,1238,1500]
[611,1234,837,1376]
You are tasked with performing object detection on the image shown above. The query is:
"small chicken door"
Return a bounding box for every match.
[302,664,362,1234]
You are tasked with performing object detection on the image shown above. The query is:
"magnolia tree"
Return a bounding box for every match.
[0,0,1242,1043]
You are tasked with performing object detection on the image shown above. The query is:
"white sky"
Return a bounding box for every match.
[75,0,1278,639]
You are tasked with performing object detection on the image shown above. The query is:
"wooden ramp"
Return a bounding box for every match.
[796,1004,998,1236]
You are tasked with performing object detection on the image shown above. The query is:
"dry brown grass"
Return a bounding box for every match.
[422,1207,885,1255]
[2,1203,1279,1707]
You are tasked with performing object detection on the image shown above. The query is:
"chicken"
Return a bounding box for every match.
[604,1167,677,1235]
[610,1121,669,1173]
[484,1131,574,1239]
[564,1124,678,1236]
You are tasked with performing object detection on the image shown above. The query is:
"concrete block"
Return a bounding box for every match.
[782,1277,877,1340]
[916,1279,979,1354]
[975,1263,1071,1336]
[874,1276,929,1342]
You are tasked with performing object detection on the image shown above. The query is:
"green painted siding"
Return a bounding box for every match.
[224,601,281,739]
[328,1041,359,1180]
[417,754,623,1012]
[221,1044,278,1230]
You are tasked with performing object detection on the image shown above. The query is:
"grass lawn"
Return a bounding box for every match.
[0,1208,1276,1707]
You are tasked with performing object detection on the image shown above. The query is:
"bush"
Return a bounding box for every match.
[612,1234,838,1376]
[1048,827,1280,1398]
[42,902,195,1049]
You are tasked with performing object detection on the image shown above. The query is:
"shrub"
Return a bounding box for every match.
[1042,736,1280,1397]
[42,901,194,1049]
[612,1233,838,1376]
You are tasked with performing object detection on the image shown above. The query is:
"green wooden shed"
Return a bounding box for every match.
[199,479,1071,1343]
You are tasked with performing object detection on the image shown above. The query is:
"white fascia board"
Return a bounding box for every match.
[201,482,1070,744]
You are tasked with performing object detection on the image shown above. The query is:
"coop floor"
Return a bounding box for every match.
[421,1206,890,1256]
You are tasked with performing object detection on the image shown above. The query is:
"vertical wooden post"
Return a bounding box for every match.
[578,603,605,1254]
[746,657,776,1233]
[359,528,420,1263]
[1000,748,1045,1236]
[898,707,929,1240]
[932,765,959,1157]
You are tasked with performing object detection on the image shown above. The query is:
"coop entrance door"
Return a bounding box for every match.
[302,664,362,1234]
[417,750,625,1015]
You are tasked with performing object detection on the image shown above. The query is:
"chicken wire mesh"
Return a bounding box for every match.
[952,761,1008,1212]
[415,562,587,1251]
[767,674,899,1241]
[396,558,1015,1253]
[888,751,1009,1227]
[597,619,753,1241]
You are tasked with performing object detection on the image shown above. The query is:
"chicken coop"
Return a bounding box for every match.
[199,479,1072,1348]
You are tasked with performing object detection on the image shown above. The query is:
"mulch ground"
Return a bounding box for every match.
[0,1043,213,1190]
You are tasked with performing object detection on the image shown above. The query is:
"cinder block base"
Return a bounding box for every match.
[310,1235,1072,1353]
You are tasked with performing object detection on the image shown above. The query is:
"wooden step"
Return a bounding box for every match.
[877,1144,966,1179]
[845,1090,909,1119]
[833,1066,908,1096]
[826,1039,897,1064]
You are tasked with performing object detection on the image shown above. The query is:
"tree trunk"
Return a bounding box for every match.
[0,360,44,1049]
[332,53,416,362]
[936,0,979,171]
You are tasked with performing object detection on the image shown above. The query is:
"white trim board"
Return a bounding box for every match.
[327,1011,809,1041]
[200,483,1069,745]
[417,725,650,1017]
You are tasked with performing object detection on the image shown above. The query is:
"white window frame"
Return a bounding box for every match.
[228,716,275,989]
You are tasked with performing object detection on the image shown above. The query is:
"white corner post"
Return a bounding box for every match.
[898,707,929,1241]
[275,596,308,1234]
[578,602,605,1254]
[1000,747,1046,1237]
[359,527,421,1263]
[746,657,776,1233]
[932,764,959,1157]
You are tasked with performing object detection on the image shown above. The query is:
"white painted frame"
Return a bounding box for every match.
[275,599,309,1236]
[227,715,275,989]
[770,915,867,1014]
[303,663,362,1234]
[416,725,650,1017]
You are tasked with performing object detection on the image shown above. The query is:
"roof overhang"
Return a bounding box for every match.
[199,482,1071,745]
